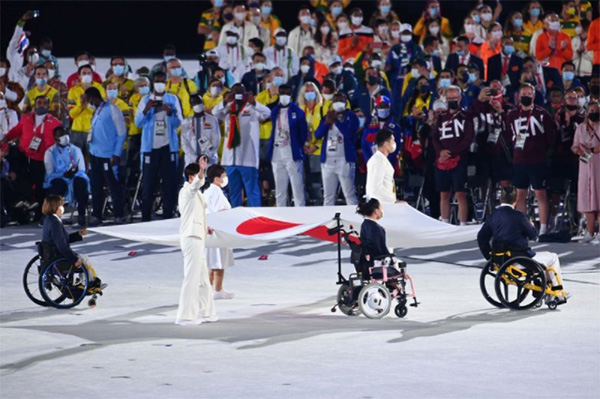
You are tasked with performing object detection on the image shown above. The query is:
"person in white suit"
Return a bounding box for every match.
[204,164,235,300]
[175,160,217,325]
[366,129,398,204]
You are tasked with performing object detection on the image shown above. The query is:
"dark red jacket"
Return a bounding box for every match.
[469,99,515,155]
[5,113,62,161]
[507,105,556,165]
[432,109,474,158]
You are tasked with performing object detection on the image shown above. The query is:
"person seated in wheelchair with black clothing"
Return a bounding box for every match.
[477,186,569,302]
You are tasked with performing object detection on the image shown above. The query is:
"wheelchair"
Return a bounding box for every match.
[23,242,105,309]
[328,213,419,319]
[480,244,567,311]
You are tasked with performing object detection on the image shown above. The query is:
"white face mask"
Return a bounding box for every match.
[333,101,345,112]
[575,26,583,35]
[193,104,204,113]
[227,36,238,45]
[337,21,348,31]
[80,74,93,84]
[0,67,6,77]
[377,108,390,119]
[300,64,310,74]
[401,34,412,43]
[48,69,56,79]
[323,93,334,101]
[210,86,221,96]
[549,21,561,31]
[320,25,331,35]
[578,97,587,108]
[378,26,389,35]
[390,141,397,152]
[275,36,287,46]
[391,30,400,39]
[221,176,229,187]
[411,68,419,77]
[332,66,343,75]
[491,30,503,40]
[429,26,440,35]
[300,15,311,25]
[58,135,70,146]
[255,62,267,71]
[279,95,291,106]
[464,24,476,34]
[154,82,166,93]
[371,60,383,69]
[481,12,493,22]
[351,16,363,26]
[235,12,246,21]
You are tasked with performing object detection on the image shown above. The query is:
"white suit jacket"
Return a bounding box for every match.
[366,150,396,204]
[178,177,207,239]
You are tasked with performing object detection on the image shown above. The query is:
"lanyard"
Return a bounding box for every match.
[34,114,48,137]
[91,101,108,132]
[57,145,76,167]
[194,115,203,155]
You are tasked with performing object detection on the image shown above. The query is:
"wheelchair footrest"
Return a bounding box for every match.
[410,298,420,307]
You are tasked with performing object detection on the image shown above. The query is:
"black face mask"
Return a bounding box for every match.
[35,107,48,116]
[448,100,460,110]
[367,75,378,86]
[461,72,469,83]
[520,96,533,107]
[419,85,430,94]
[589,112,600,122]
[566,104,578,111]
[224,12,233,21]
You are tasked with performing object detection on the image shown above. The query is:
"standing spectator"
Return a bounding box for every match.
[266,84,308,207]
[134,72,183,222]
[572,101,600,243]
[572,20,594,83]
[314,92,359,206]
[455,64,481,108]
[166,59,198,119]
[256,69,283,154]
[352,67,392,119]
[149,45,189,81]
[181,95,220,166]
[257,1,282,46]
[44,60,68,124]
[68,64,106,158]
[361,94,400,165]
[446,36,485,76]
[198,0,225,52]
[478,4,502,33]
[126,77,149,189]
[338,8,375,61]
[203,77,226,114]
[535,14,574,70]
[327,56,357,99]
[86,87,126,226]
[23,66,59,117]
[215,28,254,83]
[522,56,563,102]
[298,81,324,204]
[314,19,338,67]
[523,1,545,35]
[372,19,393,57]
[560,0,582,38]
[421,36,443,73]
[366,129,397,204]
[43,126,89,226]
[0,94,19,139]
[505,11,533,58]
[487,36,523,89]
[66,51,103,88]
[302,46,329,84]
[432,86,474,225]
[6,11,39,91]
[3,96,61,218]
[241,52,270,95]
[264,29,299,82]
[507,84,556,235]
[213,84,271,207]
[587,14,600,66]
[561,61,585,92]
[0,59,25,116]
[218,4,259,47]
[37,37,59,77]
[414,0,453,42]
[480,23,504,81]
[463,15,486,52]
[420,20,450,62]
[369,0,399,29]
[288,8,316,57]
[104,56,135,102]
[289,56,321,101]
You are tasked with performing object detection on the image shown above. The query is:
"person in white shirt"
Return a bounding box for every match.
[215,27,254,83]
[0,95,19,140]
[181,95,221,166]
[366,129,398,204]
[264,28,300,82]
[218,4,259,47]
[204,164,235,300]
[288,8,317,57]
[176,161,217,326]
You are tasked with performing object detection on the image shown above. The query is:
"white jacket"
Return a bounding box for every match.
[218,21,259,47]
[263,46,299,81]
[213,100,271,168]
[178,177,207,239]
[288,26,316,56]
[366,150,396,204]
[181,113,221,166]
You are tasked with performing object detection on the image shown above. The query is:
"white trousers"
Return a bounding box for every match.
[272,160,306,207]
[533,251,564,289]
[176,237,216,321]
[322,160,357,206]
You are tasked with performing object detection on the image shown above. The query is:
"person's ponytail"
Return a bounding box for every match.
[356,196,381,217]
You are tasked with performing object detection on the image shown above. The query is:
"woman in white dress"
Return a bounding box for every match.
[204,164,236,299]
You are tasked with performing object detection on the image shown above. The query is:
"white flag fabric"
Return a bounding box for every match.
[89,204,481,249]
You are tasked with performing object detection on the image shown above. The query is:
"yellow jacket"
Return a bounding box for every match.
[128,93,143,136]
[301,103,324,156]
[166,78,198,118]
[68,82,106,132]
[24,85,59,115]
[257,89,279,140]
[103,76,135,102]
[202,92,224,114]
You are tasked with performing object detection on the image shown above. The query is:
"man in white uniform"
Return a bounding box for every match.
[181,95,220,166]
[175,161,217,325]
[366,129,397,204]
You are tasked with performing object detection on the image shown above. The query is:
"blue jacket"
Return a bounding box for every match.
[351,84,392,119]
[89,101,127,159]
[42,215,82,263]
[477,205,537,260]
[361,116,401,165]
[241,69,270,95]
[314,110,359,163]
[43,144,90,205]
[331,71,358,99]
[266,103,308,162]
[135,93,183,154]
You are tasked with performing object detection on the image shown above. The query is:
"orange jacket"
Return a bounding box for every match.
[338,26,374,61]
[535,31,574,70]
[587,18,600,65]
[480,40,502,81]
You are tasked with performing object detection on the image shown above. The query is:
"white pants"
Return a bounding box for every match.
[176,237,216,321]
[533,251,564,289]
[272,160,305,207]
[322,160,357,206]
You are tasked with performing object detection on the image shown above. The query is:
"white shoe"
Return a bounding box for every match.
[580,232,595,244]
[201,316,218,323]
[590,236,600,245]
[175,318,203,326]
[213,290,235,300]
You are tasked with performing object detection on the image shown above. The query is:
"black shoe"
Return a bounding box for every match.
[77,215,87,227]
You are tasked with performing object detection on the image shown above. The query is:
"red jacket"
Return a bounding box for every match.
[66,71,103,89]
[535,31,574,70]
[5,113,62,161]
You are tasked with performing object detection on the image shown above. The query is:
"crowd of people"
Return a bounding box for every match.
[0,0,599,243]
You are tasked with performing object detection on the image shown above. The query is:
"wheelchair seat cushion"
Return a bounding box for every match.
[371,266,401,280]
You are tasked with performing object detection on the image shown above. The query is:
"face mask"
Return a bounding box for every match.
[304,91,316,101]
[29,53,40,64]
[107,89,119,100]
[337,22,348,31]
[401,34,412,43]
[0,67,6,77]
[381,5,391,14]
[154,82,166,93]
[255,62,267,72]
[367,75,379,85]
[35,107,48,115]
[170,67,183,77]
[310,18,317,27]
[439,78,451,88]
[332,66,343,75]
[214,0,224,7]
[139,86,150,95]
[235,12,246,21]
[323,93,334,101]
[562,71,575,81]
[88,103,97,112]
[429,6,439,17]
[464,24,476,34]
[164,55,175,63]
[447,100,460,110]
[481,12,492,22]
[279,95,291,106]
[333,101,346,112]
[48,69,56,79]
[227,36,238,45]
[331,6,342,17]
[210,86,221,96]
[36,78,47,87]
[300,15,311,24]
[472,14,481,24]
[456,49,466,57]
[41,49,52,58]
[431,49,441,57]
[391,30,401,39]
[252,16,262,25]
[575,26,582,35]
[549,21,560,31]
[520,96,533,106]
[262,6,272,15]
[504,45,515,55]
[589,112,600,122]
[530,8,540,18]
[273,76,285,87]
[320,25,331,35]
[275,36,287,46]
[351,16,363,26]
[300,64,311,74]
[378,26,389,36]
[411,68,419,77]
[358,117,366,128]
[468,72,477,83]
[578,97,587,108]
[566,103,578,111]
[234,93,244,102]
[58,135,70,146]
[221,176,229,187]
[513,18,523,27]
[390,141,397,152]
[429,26,440,36]
[193,104,204,113]
[112,65,125,76]
[81,74,93,84]
[491,30,503,40]
[224,12,233,21]
[371,60,383,69]
[377,108,390,119]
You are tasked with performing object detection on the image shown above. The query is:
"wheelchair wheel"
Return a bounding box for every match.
[494,257,547,311]
[337,284,359,316]
[479,260,504,309]
[23,255,49,307]
[394,304,408,318]
[39,260,89,309]
[358,283,391,319]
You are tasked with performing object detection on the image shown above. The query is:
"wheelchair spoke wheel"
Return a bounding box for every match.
[337,284,359,316]
[358,283,391,319]
[494,257,547,310]
[23,255,49,307]
[479,261,504,309]
[39,260,89,309]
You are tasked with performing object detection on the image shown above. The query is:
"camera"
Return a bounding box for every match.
[489,89,498,96]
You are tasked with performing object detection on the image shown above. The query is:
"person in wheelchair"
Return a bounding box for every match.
[41,195,102,289]
[477,185,568,302]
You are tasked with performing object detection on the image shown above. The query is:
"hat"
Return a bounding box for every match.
[226,27,240,36]
[329,55,342,67]
[400,23,412,33]
[274,28,287,36]
[206,50,219,58]
[375,95,391,107]
[413,58,428,68]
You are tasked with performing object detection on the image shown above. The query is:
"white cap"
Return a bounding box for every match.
[206,50,219,58]
[226,26,240,36]
[274,28,287,36]
[400,23,413,33]
[329,55,342,67]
